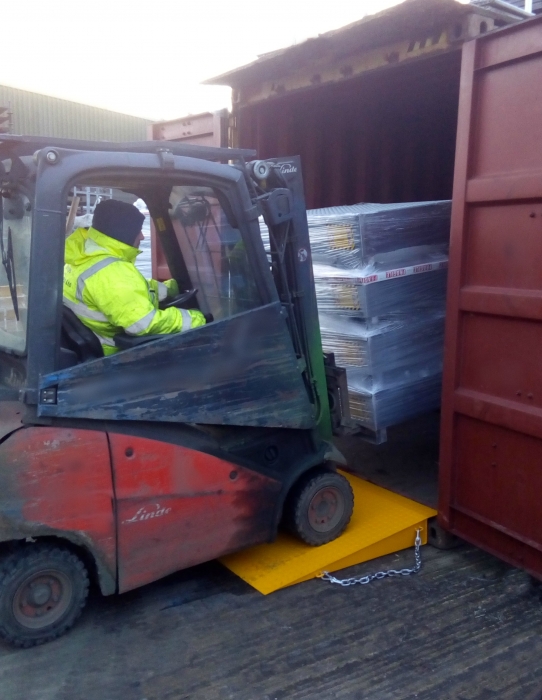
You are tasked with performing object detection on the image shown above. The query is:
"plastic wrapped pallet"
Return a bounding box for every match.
[319,312,445,384]
[314,251,448,318]
[346,367,443,432]
[308,200,451,268]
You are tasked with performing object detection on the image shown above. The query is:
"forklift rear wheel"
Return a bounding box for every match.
[285,470,354,546]
[0,545,89,648]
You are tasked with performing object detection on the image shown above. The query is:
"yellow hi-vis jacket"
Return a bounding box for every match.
[63,227,205,355]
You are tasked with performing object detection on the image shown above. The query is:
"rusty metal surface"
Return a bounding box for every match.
[238,51,461,208]
[223,1,527,212]
[0,426,116,594]
[439,16,542,581]
[207,0,522,91]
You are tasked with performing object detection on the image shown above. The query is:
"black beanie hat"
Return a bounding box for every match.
[92,199,145,247]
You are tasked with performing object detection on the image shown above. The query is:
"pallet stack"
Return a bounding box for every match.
[309,200,451,440]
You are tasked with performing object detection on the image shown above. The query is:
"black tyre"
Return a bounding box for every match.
[0,545,89,648]
[285,469,354,546]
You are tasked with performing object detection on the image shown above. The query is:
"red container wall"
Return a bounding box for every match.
[439,16,542,579]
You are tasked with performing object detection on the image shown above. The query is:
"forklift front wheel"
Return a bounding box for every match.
[0,545,89,648]
[285,469,354,546]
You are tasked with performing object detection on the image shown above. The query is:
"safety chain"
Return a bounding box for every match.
[319,528,422,586]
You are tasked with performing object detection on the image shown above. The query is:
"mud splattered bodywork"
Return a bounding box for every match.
[0,426,117,593]
[0,426,283,595]
[110,434,281,592]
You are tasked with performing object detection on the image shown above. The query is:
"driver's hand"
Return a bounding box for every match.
[186,309,206,329]
[165,279,180,297]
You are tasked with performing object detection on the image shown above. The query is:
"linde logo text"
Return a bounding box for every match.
[279,163,298,174]
[123,503,172,524]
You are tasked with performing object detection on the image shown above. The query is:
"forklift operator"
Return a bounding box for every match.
[63,199,206,355]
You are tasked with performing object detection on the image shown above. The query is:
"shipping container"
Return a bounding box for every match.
[151,0,525,272]
[210,0,529,208]
[439,14,542,580]
[150,2,542,578]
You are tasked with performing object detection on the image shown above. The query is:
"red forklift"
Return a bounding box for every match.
[0,135,353,647]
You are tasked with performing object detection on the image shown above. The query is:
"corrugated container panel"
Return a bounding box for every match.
[238,51,461,209]
[0,84,150,140]
[439,15,542,580]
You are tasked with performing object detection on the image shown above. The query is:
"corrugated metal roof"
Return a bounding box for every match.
[0,84,150,140]
[205,0,528,87]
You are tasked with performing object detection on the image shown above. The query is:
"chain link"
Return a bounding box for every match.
[319,528,422,586]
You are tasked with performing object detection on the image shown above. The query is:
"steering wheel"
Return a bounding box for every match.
[162,288,198,309]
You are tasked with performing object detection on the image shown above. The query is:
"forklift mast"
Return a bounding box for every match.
[243,155,332,439]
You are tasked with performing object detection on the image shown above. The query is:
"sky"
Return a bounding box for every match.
[1,0,404,121]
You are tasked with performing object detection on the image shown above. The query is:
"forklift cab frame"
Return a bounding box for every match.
[0,135,352,648]
[1,137,334,432]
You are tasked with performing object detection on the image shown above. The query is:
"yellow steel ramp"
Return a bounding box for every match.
[220,473,437,594]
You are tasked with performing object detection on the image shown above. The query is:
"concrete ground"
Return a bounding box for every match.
[1,413,541,700]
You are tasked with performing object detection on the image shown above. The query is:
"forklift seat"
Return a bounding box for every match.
[61,306,104,363]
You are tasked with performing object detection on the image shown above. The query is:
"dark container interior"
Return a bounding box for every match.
[238,51,461,209]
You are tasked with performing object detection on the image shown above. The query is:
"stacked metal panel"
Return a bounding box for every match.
[308,201,451,268]
[319,313,445,432]
[347,373,443,432]
[306,201,451,435]
[319,314,445,381]
[313,254,448,318]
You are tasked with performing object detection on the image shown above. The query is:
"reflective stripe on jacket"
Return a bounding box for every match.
[63,227,205,355]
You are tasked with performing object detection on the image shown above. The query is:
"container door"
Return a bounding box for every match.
[439,17,542,579]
